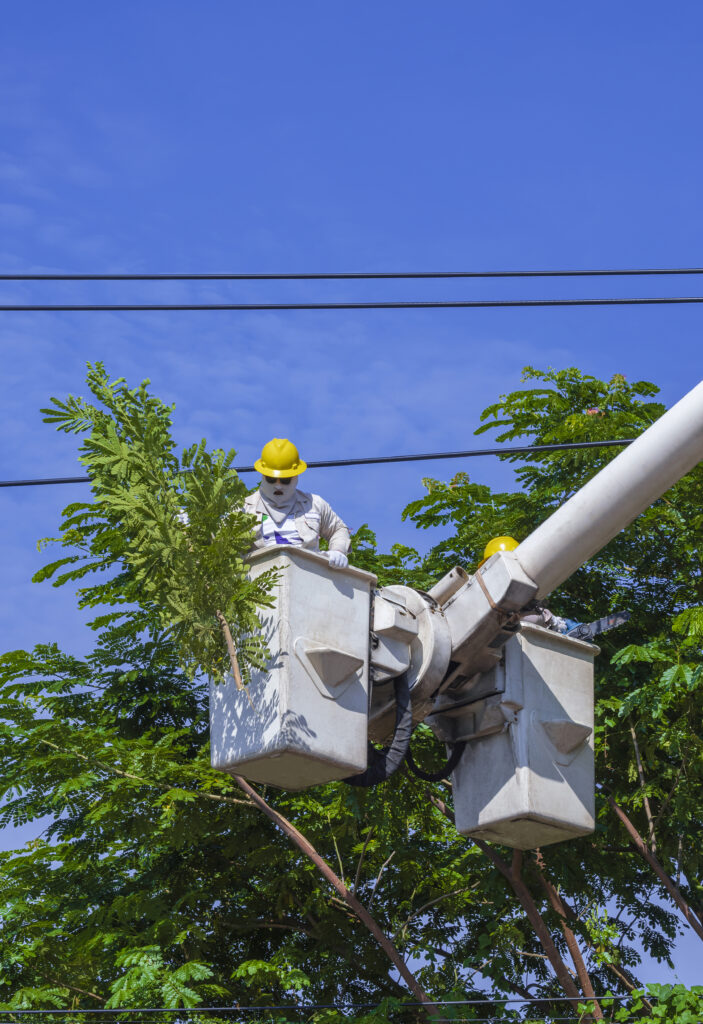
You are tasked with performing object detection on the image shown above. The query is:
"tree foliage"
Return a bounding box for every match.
[1,365,702,1020]
[37,362,276,682]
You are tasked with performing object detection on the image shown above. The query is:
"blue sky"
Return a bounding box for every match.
[1,0,702,984]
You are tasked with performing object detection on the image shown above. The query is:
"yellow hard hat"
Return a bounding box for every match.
[254,438,308,478]
[478,535,519,568]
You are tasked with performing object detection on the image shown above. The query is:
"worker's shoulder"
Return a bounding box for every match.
[243,491,262,511]
[297,490,333,513]
[294,489,316,510]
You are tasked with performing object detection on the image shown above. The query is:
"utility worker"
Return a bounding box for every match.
[245,438,351,569]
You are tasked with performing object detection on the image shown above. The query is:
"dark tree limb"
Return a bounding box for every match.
[534,852,603,1017]
[426,791,583,1007]
[607,794,703,942]
[551,889,652,1008]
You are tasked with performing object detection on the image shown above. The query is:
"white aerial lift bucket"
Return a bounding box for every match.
[209,547,376,789]
[431,623,597,848]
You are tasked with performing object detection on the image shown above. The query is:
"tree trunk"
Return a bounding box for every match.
[234,775,441,1019]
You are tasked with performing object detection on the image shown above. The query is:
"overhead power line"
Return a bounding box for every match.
[0,993,634,1012]
[1,297,702,312]
[0,439,633,489]
[2,266,703,280]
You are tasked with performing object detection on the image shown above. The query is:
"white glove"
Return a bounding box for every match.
[328,550,349,569]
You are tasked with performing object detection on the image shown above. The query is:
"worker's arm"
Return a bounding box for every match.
[315,495,351,567]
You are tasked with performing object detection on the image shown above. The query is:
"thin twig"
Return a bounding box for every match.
[651,764,684,832]
[41,974,105,1003]
[353,826,376,893]
[400,884,480,934]
[327,813,346,888]
[677,836,683,887]
[368,851,396,910]
[629,724,657,853]
[220,918,314,935]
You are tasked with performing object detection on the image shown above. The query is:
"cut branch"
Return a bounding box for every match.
[233,774,441,1019]
[216,609,244,689]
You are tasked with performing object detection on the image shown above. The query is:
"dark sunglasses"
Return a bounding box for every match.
[264,476,293,485]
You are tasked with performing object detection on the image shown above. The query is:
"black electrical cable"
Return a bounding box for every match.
[1,296,703,311]
[0,995,639,1012]
[405,738,466,782]
[343,672,412,786]
[0,438,634,489]
[2,266,703,280]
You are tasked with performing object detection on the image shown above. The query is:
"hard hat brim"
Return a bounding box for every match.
[253,458,307,478]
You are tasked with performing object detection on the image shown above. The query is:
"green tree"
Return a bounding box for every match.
[1,365,702,1021]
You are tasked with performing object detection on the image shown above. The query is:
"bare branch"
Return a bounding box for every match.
[629,724,657,853]
[369,851,396,909]
[534,851,603,1017]
[353,826,375,893]
[607,793,703,942]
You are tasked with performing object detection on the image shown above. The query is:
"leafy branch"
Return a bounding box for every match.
[39,363,277,685]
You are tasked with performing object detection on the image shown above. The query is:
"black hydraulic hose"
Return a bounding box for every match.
[343,673,412,787]
[405,739,466,783]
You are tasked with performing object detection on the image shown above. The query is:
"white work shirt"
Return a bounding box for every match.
[260,509,303,547]
[244,488,351,554]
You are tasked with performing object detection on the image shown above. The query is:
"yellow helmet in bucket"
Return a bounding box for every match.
[478,535,519,569]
